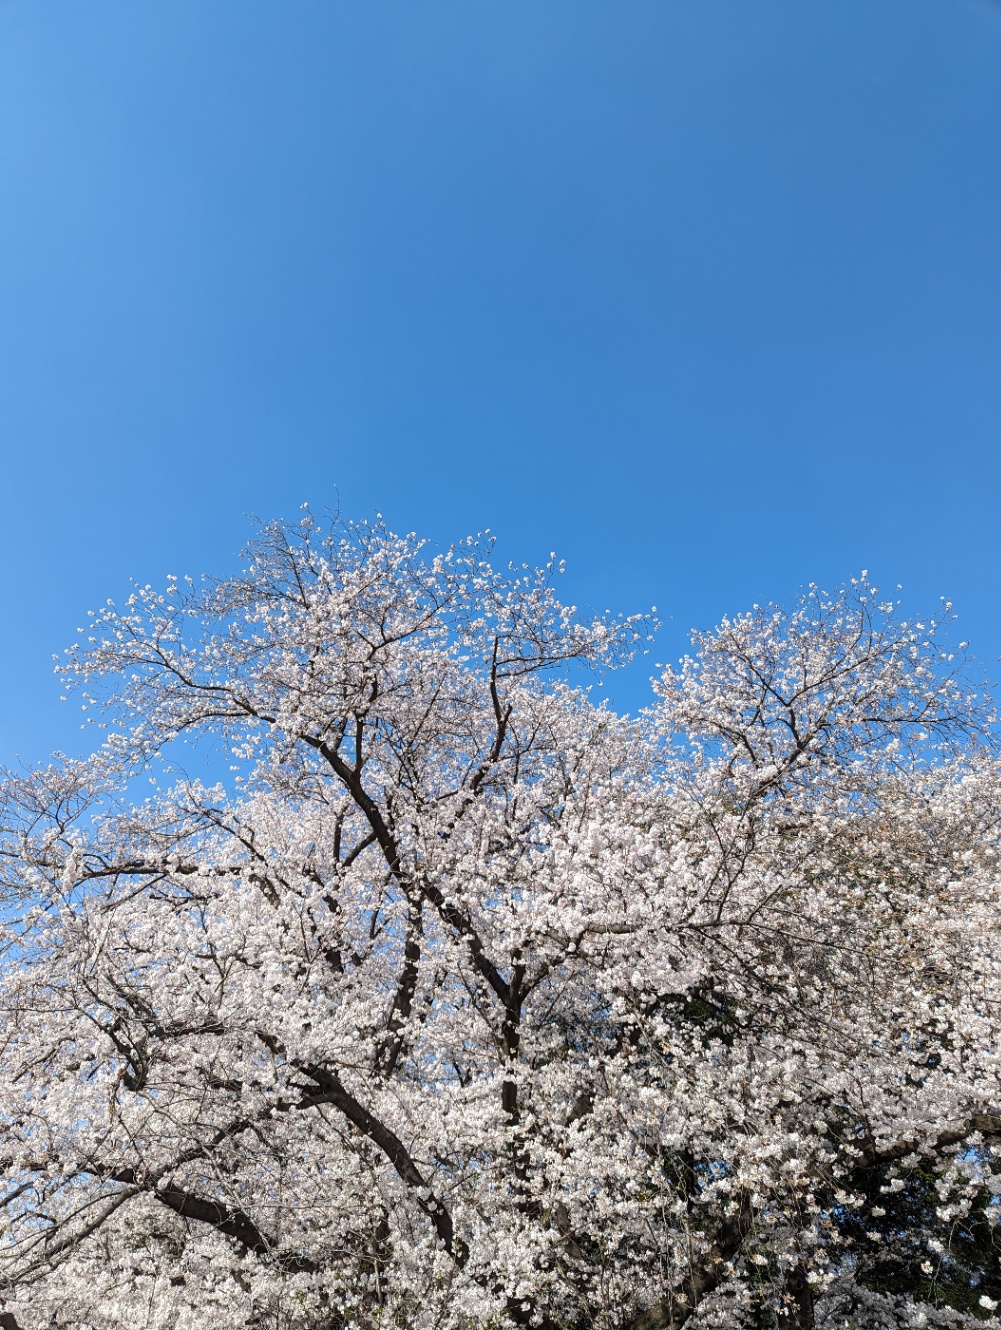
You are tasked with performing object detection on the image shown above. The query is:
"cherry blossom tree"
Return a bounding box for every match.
[1,514,999,1330]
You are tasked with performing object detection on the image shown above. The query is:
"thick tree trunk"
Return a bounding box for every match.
[774,1264,814,1330]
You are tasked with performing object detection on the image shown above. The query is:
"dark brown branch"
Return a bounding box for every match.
[297,1064,468,1266]
[845,1111,1001,1172]
[309,738,405,885]
[98,1164,317,1273]
[376,896,423,1076]
[303,737,431,1076]
[309,727,512,1015]
[420,878,510,1006]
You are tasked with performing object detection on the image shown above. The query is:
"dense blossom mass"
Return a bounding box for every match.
[0,516,999,1330]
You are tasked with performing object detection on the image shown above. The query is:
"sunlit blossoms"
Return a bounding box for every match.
[1,515,999,1330]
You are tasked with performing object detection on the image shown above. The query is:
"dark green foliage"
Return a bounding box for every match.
[834,1153,1001,1320]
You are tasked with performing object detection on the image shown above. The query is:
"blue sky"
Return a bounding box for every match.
[1,0,1000,760]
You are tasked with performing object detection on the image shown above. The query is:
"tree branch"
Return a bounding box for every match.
[297,1065,468,1266]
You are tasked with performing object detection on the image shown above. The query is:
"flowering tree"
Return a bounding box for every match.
[0,515,999,1330]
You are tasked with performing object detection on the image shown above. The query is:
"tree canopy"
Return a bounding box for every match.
[1,515,999,1330]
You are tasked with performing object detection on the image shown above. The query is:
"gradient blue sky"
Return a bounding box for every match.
[1,0,1000,760]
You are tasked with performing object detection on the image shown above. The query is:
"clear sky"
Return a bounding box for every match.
[1,0,1000,761]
